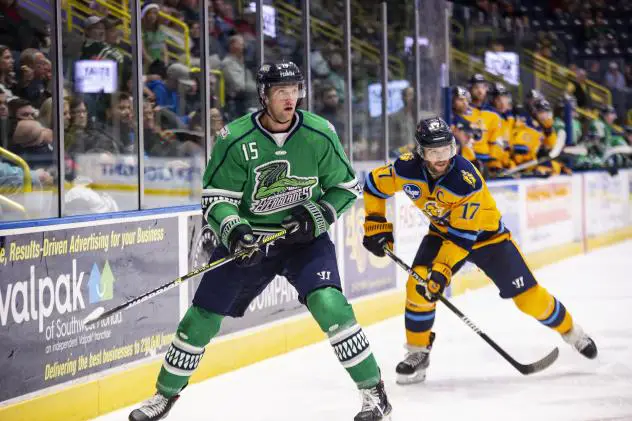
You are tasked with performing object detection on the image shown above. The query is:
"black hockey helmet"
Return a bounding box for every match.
[256,61,306,108]
[414,116,457,160]
[489,82,510,98]
[532,98,552,113]
[599,104,616,117]
[452,85,471,105]
[526,89,544,103]
[468,73,487,87]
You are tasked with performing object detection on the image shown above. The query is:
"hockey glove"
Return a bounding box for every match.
[227,224,263,267]
[281,201,335,245]
[416,263,451,302]
[362,215,394,257]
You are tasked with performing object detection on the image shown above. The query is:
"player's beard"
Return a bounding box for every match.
[425,160,449,178]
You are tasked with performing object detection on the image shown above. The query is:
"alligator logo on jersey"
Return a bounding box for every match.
[461,170,476,188]
[251,160,318,214]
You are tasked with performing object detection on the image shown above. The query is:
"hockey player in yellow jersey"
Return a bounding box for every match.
[511,98,566,176]
[486,82,516,173]
[362,116,597,385]
[453,85,504,173]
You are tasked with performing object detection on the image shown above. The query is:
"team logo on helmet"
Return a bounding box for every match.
[403,184,421,200]
[428,120,442,131]
[260,64,271,72]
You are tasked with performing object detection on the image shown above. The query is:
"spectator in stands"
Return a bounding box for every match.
[567,68,588,108]
[179,0,200,23]
[319,85,344,143]
[0,160,52,197]
[0,86,8,147]
[605,61,626,91]
[189,21,201,60]
[389,86,416,150]
[82,15,106,47]
[0,0,42,51]
[7,97,36,142]
[105,92,134,153]
[0,44,15,95]
[326,52,345,103]
[38,97,52,128]
[222,34,257,116]
[16,49,50,108]
[104,17,124,49]
[142,3,169,71]
[69,93,133,155]
[11,119,54,169]
[65,96,98,155]
[147,62,195,125]
[624,64,632,89]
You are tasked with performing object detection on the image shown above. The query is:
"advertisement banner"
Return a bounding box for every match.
[185,215,305,336]
[488,183,521,245]
[523,180,574,252]
[585,172,629,236]
[343,199,397,299]
[0,218,179,403]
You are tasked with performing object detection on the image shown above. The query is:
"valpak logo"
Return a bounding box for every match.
[0,259,115,333]
[88,260,115,303]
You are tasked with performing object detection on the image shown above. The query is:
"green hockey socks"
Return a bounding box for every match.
[306,287,381,389]
[157,306,224,397]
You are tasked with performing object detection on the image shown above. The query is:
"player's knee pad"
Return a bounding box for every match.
[306,287,355,333]
[512,285,572,332]
[163,306,224,378]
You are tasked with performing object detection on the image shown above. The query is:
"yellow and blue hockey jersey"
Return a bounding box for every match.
[364,153,509,269]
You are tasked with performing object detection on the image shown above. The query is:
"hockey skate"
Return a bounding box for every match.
[562,324,598,359]
[354,380,392,421]
[395,332,435,385]
[128,392,180,421]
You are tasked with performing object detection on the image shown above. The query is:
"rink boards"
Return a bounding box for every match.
[1,169,631,421]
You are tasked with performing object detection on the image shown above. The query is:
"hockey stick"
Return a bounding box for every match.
[82,229,288,326]
[383,248,559,375]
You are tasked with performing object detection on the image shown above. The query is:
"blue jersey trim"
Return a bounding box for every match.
[364,173,391,199]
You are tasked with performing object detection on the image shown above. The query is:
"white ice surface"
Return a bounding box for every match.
[95,241,632,421]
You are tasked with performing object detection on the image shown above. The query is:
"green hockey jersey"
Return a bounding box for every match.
[202,110,361,246]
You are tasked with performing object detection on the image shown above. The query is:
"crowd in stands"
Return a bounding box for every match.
[451,0,632,130]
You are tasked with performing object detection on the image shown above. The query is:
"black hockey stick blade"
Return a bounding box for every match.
[384,247,559,376]
[515,347,559,375]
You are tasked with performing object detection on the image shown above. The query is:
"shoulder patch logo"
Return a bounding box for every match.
[461,170,476,188]
[403,183,421,200]
[250,160,318,214]
[399,152,414,161]
[219,126,230,139]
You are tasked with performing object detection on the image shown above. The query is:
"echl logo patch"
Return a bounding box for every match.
[403,184,421,200]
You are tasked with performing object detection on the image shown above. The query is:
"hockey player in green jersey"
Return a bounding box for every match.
[129,61,392,421]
